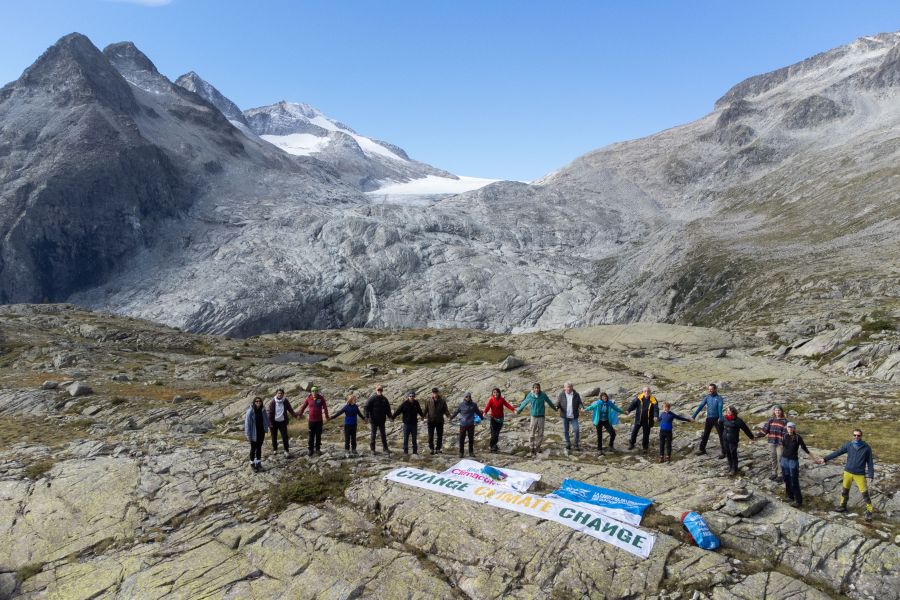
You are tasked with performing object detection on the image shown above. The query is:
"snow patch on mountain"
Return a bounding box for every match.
[367,174,498,195]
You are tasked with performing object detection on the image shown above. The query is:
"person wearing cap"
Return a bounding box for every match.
[298,386,329,456]
[424,387,451,454]
[516,383,556,456]
[365,385,393,455]
[780,422,811,508]
[816,429,876,522]
[756,405,788,481]
[482,388,514,453]
[451,392,484,458]
[392,391,424,455]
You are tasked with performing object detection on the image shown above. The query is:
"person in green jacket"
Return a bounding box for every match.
[516,382,557,456]
[583,392,624,455]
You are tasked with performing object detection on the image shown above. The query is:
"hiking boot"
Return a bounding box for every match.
[429,449,435,455]
[790,501,802,508]
[658,456,665,463]
[665,456,672,463]
[283,450,290,458]
[316,450,322,456]
[834,505,847,513]
[768,474,780,482]
[574,445,580,452]
[436,448,442,454]
[729,469,738,477]
[627,444,635,451]
[864,511,873,523]
[717,453,726,459]
[695,450,707,456]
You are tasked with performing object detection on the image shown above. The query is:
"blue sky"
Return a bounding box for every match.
[1,1,898,181]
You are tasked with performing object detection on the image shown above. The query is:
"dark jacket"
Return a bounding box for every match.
[244,405,270,442]
[824,441,874,477]
[451,399,484,428]
[658,410,690,431]
[365,394,393,423]
[722,416,754,444]
[781,433,809,461]
[267,397,298,425]
[556,391,584,419]
[333,404,366,426]
[627,393,660,425]
[392,399,424,425]
[424,395,451,424]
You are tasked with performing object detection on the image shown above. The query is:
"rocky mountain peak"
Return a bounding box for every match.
[174,70,249,126]
[103,41,160,76]
[14,32,136,113]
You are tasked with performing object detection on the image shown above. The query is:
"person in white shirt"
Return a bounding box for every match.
[556,382,584,452]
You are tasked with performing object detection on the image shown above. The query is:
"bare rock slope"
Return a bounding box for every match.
[0,305,897,599]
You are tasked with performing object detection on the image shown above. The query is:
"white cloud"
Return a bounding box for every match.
[108,0,174,6]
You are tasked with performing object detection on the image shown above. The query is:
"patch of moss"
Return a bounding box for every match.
[23,459,56,480]
[17,562,43,582]
[265,466,352,515]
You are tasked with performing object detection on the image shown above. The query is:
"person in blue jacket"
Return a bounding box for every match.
[583,392,624,454]
[331,394,368,458]
[516,383,557,456]
[658,402,693,463]
[816,428,876,523]
[692,383,725,458]
[244,397,270,472]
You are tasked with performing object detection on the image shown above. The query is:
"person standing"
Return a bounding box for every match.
[451,392,484,458]
[482,388,515,453]
[365,385,393,455]
[331,394,367,457]
[780,422,811,507]
[816,429,876,523]
[392,390,424,455]
[244,397,270,472]
[692,383,725,458]
[626,386,659,453]
[657,402,693,463]
[267,388,298,458]
[757,405,788,481]
[722,405,755,476]
[556,382,584,452]
[424,387,451,455]
[298,386,329,456]
[515,383,557,456]
[583,392,624,454]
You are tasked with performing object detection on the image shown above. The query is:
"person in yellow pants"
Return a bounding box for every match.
[816,429,875,523]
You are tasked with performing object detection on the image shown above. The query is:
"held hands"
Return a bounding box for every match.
[815,457,825,465]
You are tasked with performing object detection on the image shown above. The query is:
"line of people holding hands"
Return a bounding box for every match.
[244,381,877,522]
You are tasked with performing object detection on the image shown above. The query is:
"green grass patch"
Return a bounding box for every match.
[265,466,352,515]
[23,459,56,480]
[17,562,43,582]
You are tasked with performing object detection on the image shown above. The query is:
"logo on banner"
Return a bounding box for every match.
[548,479,653,526]
[442,460,540,493]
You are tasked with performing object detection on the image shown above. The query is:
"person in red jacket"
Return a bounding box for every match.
[482,387,515,453]
[298,386,329,457]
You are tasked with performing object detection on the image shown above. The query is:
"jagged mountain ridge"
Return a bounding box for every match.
[2,31,899,337]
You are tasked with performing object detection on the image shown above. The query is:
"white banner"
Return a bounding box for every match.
[385,467,656,559]
[441,459,541,493]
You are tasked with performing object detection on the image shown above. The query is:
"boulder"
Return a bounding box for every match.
[111,373,130,382]
[873,352,900,382]
[67,381,93,397]
[789,326,861,358]
[41,380,58,390]
[499,355,525,371]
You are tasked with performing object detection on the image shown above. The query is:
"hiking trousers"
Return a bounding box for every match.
[427,421,444,451]
[272,420,289,452]
[699,417,724,454]
[370,420,389,452]
[530,416,545,451]
[308,421,323,454]
[659,429,673,457]
[344,424,357,451]
[840,471,873,512]
[595,421,616,451]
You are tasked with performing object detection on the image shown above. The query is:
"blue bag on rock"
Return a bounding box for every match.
[681,511,720,550]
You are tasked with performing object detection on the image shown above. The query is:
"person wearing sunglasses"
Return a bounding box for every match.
[816,429,875,523]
